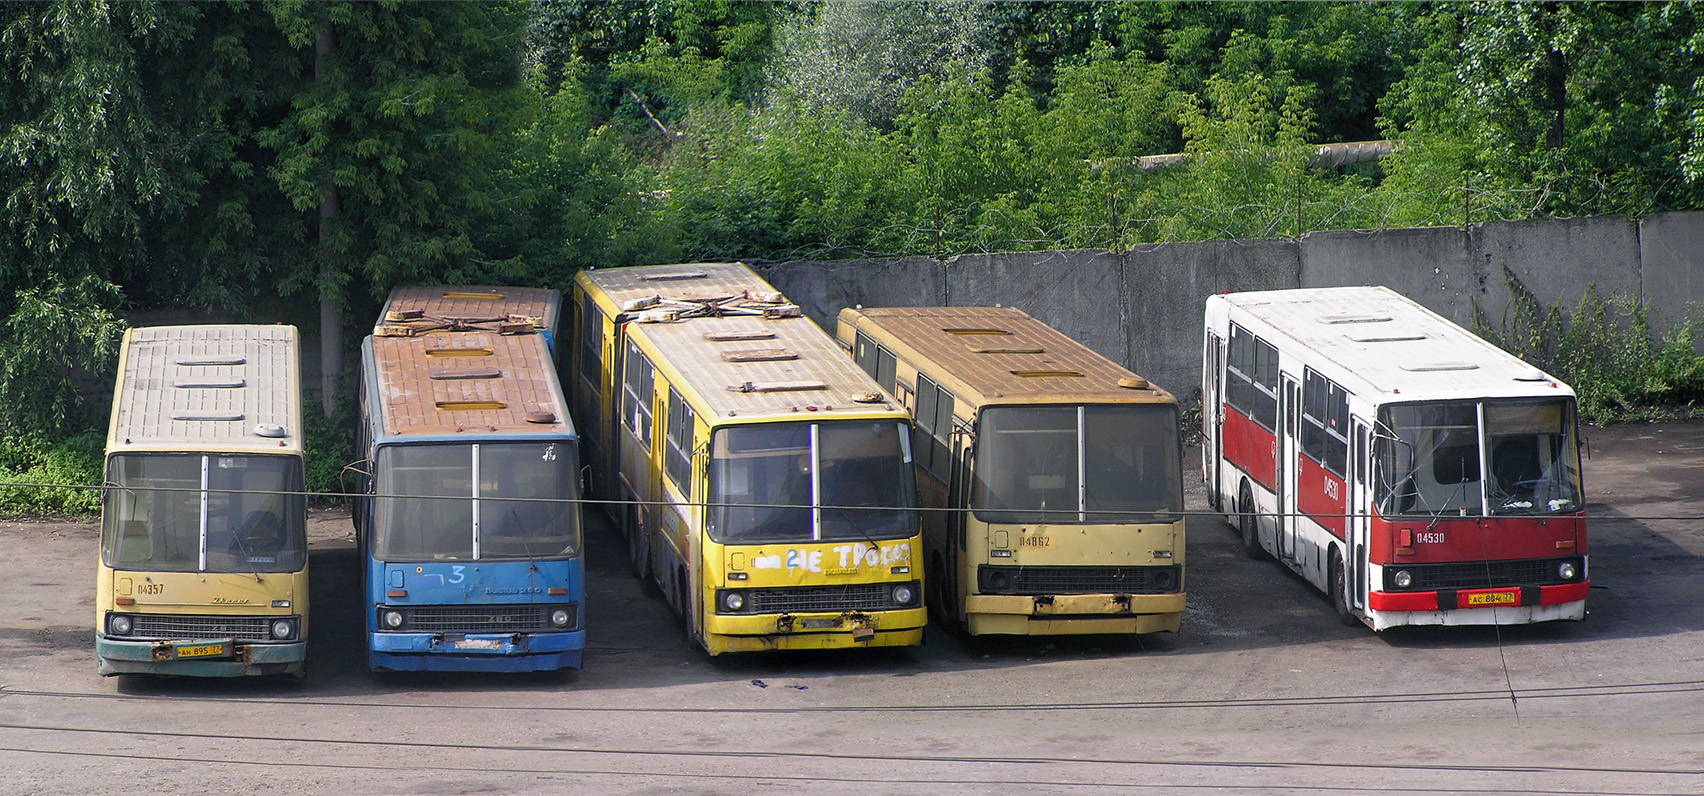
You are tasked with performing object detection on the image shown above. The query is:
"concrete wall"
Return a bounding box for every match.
[1639,212,1704,331]
[763,212,1704,406]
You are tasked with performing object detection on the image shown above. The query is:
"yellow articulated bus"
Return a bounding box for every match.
[835,307,1186,636]
[96,325,309,677]
[571,263,924,654]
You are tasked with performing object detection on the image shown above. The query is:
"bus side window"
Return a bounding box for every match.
[854,332,878,378]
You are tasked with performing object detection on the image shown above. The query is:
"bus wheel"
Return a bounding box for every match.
[1238,482,1265,560]
[928,555,961,637]
[1330,549,1357,627]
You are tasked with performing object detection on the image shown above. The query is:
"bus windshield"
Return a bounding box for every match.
[707,421,917,544]
[375,442,581,561]
[972,404,1183,524]
[1375,399,1583,517]
[102,453,306,573]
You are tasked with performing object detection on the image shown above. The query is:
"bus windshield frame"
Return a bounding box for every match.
[102,452,307,574]
[971,404,1184,525]
[706,420,918,544]
[1374,398,1584,518]
[373,441,582,562]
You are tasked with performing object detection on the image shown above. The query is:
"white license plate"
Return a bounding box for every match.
[452,638,501,650]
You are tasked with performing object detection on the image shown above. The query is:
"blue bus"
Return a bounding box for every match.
[352,327,584,672]
[375,284,563,366]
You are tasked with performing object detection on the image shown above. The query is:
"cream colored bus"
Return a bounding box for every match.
[571,263,924,654]
[836,307,1186,636]
[96,325,308,677]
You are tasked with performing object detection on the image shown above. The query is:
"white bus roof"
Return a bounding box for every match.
[1208,286,1576,405]
[107,325,304,456]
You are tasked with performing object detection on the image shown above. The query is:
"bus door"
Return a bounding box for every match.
[1349,419,1371,611]
[1203,331,1224,510]
[946,428,969,622]
[1278,375,1301,562]
[600,322,623,487]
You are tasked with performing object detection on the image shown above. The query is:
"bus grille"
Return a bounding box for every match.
[749,584,891,613]
[1386,558,1579,591]
[403,605,569,633]
[130,614,272,642]
[979,565,1182,595]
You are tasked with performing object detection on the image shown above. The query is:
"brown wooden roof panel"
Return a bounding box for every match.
[842,307,1176,407]
[371,332,572,438]
[376,285,561,337]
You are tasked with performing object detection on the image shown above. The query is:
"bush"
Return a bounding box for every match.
[1473,267,1704,424]
[0,429,105,518]
[304,392,358,508]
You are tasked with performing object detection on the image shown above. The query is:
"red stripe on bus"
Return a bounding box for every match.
[1296,456,1346,539]
[1367,591,1438,612]
[1220,403,1276,491]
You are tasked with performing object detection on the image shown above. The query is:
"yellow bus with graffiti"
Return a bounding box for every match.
[835,307,1186,636]
[96,325,309,677]
[571,263,924,654]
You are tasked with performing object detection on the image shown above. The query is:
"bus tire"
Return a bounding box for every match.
[1330,548,1357,627]
[1238,482,1266,560]
[625,500,649,580]
[928,555,962,637]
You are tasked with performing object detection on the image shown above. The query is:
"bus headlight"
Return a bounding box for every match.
[1558,561,1578,581]
[1152,567,1178,591]
[550,608,571,628]
[270,618,296,640]
[109,614,133,636]
[723,591,746,612]
[891,583,916,606]
[381,610,404,630]
[1393,570,1413,589]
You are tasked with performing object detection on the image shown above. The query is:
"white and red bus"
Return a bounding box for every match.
[1202,286,1588,630]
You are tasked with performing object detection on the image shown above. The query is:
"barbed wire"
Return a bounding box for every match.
[2,480,1700,523]
[742,174,1696,264]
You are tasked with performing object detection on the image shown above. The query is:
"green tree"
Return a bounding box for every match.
[0,2,177,435]
[767,1,997,130]
[261,1,533,413]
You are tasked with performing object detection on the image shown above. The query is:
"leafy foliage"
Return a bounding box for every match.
[767,1,996,130]
[0,430,103,518]
[0,1,1701,516]
[304,388,357,508]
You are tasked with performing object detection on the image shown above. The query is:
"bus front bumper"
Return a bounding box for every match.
[964,592,1186,636]
[1364,582,1588,630]
[703,608,926,655]
[96,635,306,677]
[369,630,584,672]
